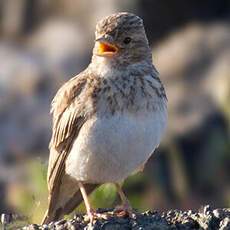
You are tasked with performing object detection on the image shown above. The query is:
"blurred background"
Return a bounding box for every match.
[0,0,229,227]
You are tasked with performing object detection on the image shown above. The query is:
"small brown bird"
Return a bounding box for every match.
[42,12,167,224]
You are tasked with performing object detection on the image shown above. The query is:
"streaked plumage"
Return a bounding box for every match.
[42,12,167,224]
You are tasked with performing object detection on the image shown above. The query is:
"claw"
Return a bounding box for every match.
[115,183,135,218]
[88,210,95,226]
[85,209,110,225]
[114,202,134,217]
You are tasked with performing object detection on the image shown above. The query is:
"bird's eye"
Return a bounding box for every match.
[123,37,131,44]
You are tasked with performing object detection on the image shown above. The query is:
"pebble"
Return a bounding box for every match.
[219,217,230,230]
[9,205,230,230]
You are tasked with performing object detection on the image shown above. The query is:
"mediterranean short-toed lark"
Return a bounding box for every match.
[42,12,167,224]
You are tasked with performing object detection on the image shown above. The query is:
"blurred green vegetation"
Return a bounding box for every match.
[7,160,153,225]
[7,160,48,224]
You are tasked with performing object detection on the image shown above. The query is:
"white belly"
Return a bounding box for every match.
[65,108,167,183]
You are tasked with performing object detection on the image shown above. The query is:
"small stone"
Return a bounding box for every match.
[220,217,230,230]
[213,209,221,218]
[48,221,55,228]
[187,210,192,216]
[56,219,66,225]
[28,224,39,230]
[69,224,77,230]
[41,224,49,230]
[203,205,212,215]
[1,213,12,225]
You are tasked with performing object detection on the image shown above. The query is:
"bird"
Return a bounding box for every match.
[42,12,167,225]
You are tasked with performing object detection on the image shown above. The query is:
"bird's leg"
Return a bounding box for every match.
[115,183,133,216]
[78,182,95,224]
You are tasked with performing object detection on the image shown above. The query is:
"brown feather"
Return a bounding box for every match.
[43,71,93,224]
[42,170,98,224]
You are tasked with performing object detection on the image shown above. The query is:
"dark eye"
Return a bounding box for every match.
[123,37,131,44]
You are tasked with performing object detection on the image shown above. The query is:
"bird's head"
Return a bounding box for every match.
[92,12,152,67]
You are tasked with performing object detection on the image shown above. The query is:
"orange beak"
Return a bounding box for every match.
[96,42,118,57]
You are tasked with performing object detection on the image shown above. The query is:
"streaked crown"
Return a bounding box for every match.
[96,12,143,36]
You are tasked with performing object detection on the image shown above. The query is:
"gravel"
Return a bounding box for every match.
[3,205,230,229]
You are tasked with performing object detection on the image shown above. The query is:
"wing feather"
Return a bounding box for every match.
[46,73,88,214]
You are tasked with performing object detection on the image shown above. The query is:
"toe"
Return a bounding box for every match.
[114,203,134,217]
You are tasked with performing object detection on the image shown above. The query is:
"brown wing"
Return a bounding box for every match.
[44,72,91,222]
[47,74,87,191]
[42,171,97,224]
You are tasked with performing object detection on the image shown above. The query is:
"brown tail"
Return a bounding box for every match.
[41,175,97,224]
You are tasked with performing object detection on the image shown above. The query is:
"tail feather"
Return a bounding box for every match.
[41,174,97,224]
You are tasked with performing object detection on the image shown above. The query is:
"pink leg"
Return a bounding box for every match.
[78,182,95,224]
[115,183,133,216]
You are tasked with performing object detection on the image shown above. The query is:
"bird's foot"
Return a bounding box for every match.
[84,208,97,226]
[85,209,110,225]
[114,202,134,218]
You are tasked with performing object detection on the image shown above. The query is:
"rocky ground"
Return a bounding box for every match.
[2,205,229,230]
